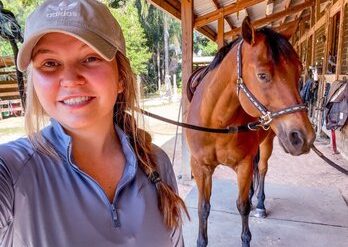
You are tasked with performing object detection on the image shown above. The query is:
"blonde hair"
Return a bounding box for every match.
[24,52,189,228]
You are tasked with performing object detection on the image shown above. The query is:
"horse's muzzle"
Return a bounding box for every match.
[279,129,315,156]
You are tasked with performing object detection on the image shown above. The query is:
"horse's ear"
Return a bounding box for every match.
[242,16,255,45]
[279,19,300,40]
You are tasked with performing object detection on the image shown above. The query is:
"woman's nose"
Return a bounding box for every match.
[59,69,85,87]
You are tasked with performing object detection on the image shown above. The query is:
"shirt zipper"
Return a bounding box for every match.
[67,143,121,228]
[113,139,137,206]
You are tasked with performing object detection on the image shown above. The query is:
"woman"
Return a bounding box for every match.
[0,0,188,246]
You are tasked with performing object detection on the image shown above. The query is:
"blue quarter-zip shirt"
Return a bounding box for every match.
[0,120,183,247]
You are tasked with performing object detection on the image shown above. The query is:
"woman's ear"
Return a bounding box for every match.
[242,16,255,45]
[117,79,125,94]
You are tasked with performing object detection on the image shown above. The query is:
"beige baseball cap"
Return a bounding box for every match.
[17,0,126,72]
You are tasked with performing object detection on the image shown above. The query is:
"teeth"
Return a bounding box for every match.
[63,96,91,105]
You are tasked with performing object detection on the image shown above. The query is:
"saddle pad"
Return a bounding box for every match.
[187,66,207,102]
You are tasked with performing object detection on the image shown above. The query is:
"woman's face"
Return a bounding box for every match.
[31,32,123,133]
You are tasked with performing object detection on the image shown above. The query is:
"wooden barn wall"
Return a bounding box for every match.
[0,72,19,101]
[336,4,348,159]
[314,25,326,70]
[341,5,348,74]
[295,2,348,158]
[307,36,313,69]
[300,42,306,65]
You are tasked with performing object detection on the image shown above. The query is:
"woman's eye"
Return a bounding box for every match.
[84,56,101,63]
[43,61,59,68]
[257,73,270,82]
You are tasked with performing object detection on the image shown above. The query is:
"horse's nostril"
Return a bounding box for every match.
[289,130,304,147]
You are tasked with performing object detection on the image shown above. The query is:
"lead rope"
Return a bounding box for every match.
[172,99,182,167]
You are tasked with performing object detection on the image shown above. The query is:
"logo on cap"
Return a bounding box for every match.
[47,0,78,18]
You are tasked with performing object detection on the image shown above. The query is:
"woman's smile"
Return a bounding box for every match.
[59,96,95,107]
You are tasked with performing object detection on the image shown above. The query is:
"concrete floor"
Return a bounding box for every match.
[182,180,348,247]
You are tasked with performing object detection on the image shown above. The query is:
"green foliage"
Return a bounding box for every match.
[0,0,40,57]
[194,32,218,56]
[1,0,151,75]
[105,0,152,75]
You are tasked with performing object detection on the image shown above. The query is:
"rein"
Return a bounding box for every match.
[136,108,254,134]
[236,40,307,130]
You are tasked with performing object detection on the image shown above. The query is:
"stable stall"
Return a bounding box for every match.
[294,0,348,158]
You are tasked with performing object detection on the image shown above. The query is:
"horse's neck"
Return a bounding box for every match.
[192,49,246,127]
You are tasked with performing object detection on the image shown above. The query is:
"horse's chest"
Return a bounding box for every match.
[190,133,258,165]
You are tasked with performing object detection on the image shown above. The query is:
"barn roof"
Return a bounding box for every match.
[148,0,330,41]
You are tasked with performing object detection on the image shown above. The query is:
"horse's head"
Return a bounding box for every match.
[237,17,315,155]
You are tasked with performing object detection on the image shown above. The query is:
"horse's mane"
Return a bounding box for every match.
[197,27,300,83]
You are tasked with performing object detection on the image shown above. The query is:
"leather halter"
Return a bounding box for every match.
[236,40,307,130]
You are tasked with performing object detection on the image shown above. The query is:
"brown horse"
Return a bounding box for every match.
[185,17,315,247]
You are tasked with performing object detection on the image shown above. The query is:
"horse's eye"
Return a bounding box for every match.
[257,73,270,82]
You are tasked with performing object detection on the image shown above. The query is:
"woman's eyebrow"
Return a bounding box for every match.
[32,49,55,59]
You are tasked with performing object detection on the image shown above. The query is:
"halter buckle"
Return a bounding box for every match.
[260,111,273,126]
[247,122,260,131]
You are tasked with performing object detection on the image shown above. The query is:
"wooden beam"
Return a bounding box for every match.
[296,3,329,46]
[315,0,320,22]
[197,26,217,41]
[0,92,20,97]
[194,0,264,28]
[148,0,217,41]
[225,1,314,38]
[210,0,235,36]
[148,0,181,19]
[310,1,317,65]
[0,84,18,89]
[217,17,224,48]
[336,0,346,77]
[181,0,193,180]
[330,0,343,17]
[280,0,292,24]
[274,18,305,33]
[322,11,331,76]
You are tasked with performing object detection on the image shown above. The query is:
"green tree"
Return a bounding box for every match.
[108,0,151,75]
[194,32,218,56]
[0,0,39,56]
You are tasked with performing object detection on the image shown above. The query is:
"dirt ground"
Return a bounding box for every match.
[1,99,347,204]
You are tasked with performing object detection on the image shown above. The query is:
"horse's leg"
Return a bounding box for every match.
[191,157,214,247]
[254,132,275,218]
[249,149,260,207]
[236,158,253,247]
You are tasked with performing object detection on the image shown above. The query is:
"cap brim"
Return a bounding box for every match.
[17,27,117,72]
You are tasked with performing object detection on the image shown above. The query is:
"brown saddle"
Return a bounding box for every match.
[187,66,207,102]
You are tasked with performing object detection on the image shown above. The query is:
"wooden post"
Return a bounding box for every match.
[217,16,224,49]
[181,0,193,180]
[323,10,332,75]
[305,36,310,79]
[310,6,316,65]
[336,0,346,79]
[316,11,331,137]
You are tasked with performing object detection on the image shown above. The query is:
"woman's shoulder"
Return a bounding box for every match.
[0,137,36,177]
[150,144,178,190]
[0,137,34,158]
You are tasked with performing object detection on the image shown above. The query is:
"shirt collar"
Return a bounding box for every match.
[41,119,138,177]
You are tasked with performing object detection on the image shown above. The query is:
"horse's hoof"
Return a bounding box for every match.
[197,238,208,247]
[254,208,267,218]
[242,242,250,247]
